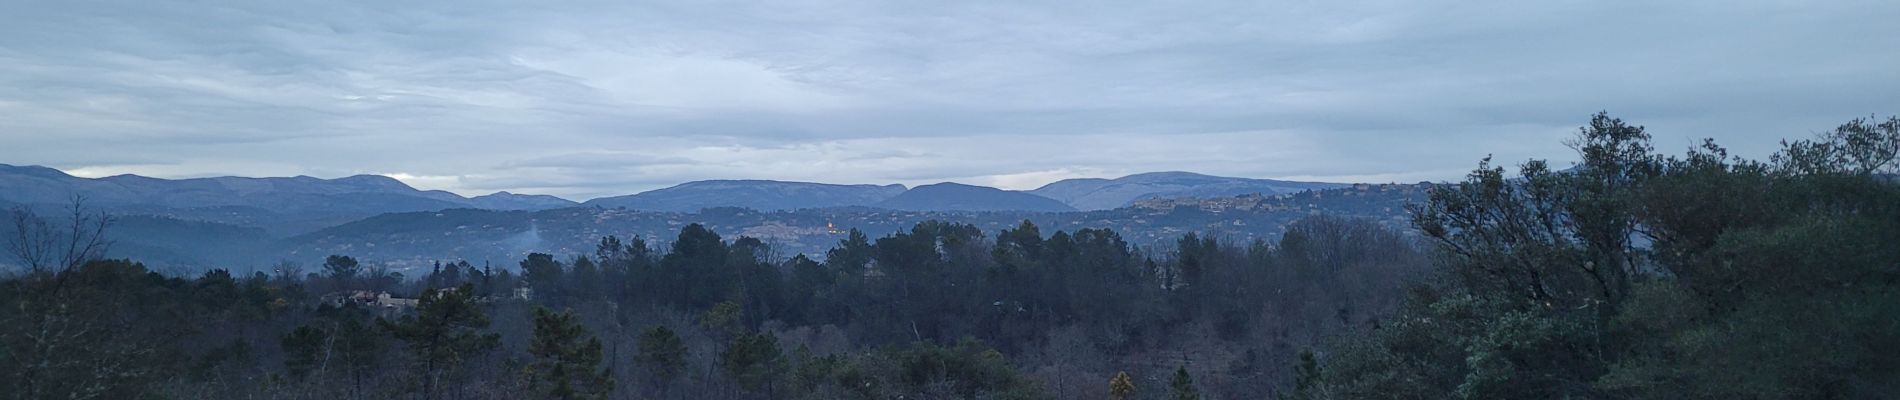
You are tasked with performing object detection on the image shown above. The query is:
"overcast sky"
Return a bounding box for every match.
[1,1,1895,200]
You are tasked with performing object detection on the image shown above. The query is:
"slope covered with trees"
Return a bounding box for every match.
[0,206,1420,399]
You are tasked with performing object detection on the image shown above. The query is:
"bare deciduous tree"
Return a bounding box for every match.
[4,197,122,400]
[5,196,113,274]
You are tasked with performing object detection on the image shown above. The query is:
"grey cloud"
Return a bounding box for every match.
[0,0,1894,200]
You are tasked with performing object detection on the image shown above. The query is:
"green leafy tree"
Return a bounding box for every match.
[1774,115,1899,175]
[524,307,614,400]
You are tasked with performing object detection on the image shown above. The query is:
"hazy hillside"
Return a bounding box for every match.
[106,215,277,269]
[277,184,1424,271]
[0,164,575,234]
[468,191,580,210]
[581,180,906,212]
[0,165,1400,271]
[877,182,1077,212]
[1032,171,1350,210]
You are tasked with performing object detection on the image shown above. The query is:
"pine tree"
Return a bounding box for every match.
[720,333,785,393]
[637,325,688,383]
[1170,365,1201,400]
[569,255,602,299]
[280,325,329,380]
[336,318,386,398]
[701,301,746,341]
[1293,350,1320,399]
[384,283,500,400]
[1109,370,1137,400]
[521,253,565,300]
[323,255,360,288]
[525,307,614,400]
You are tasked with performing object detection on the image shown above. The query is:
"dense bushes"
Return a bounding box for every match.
[1302,114,1900,399]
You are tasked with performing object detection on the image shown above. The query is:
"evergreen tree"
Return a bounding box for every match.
[1109,370,1137,400]
[720,333,785,393]
[824,228,875,276]
[636,325,688,383]
[660,223,730,308]
[1170,366,1200,400]
[1173,233,1218,290]
[335,318,386,398]
[280,325,329,380]
[383,283,500,400]
[701,300,746,342]
[568,255,601,300]
[1292,350,1320,400]
[521,253,565,300]
[524,307,614,400]
[785,254,830,325]
[323,255,360,288]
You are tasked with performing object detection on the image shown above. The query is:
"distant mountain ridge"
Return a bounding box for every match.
[0,165,581,209]
[878,182,1077,212]
[0,163,1410,271]
[584,172,1348,213]
[0,164,1355,236]
[1031,171,1350,210]
[582,180,908,212]
[0,164,578,234]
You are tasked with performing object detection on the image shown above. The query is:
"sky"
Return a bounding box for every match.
[1,0,1895,201]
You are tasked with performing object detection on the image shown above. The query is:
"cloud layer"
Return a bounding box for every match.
[3,0,1895,200]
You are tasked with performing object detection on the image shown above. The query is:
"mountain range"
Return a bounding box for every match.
[0,163,1354,234]
[0,164,583,211]
[572,172,1340,213]
[0,163,1352,217]
[0,164,579,235]
[0,163,1421,270]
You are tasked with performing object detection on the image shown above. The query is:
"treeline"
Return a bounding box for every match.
[0,202,1422,397]
[1299,114,1900,398]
